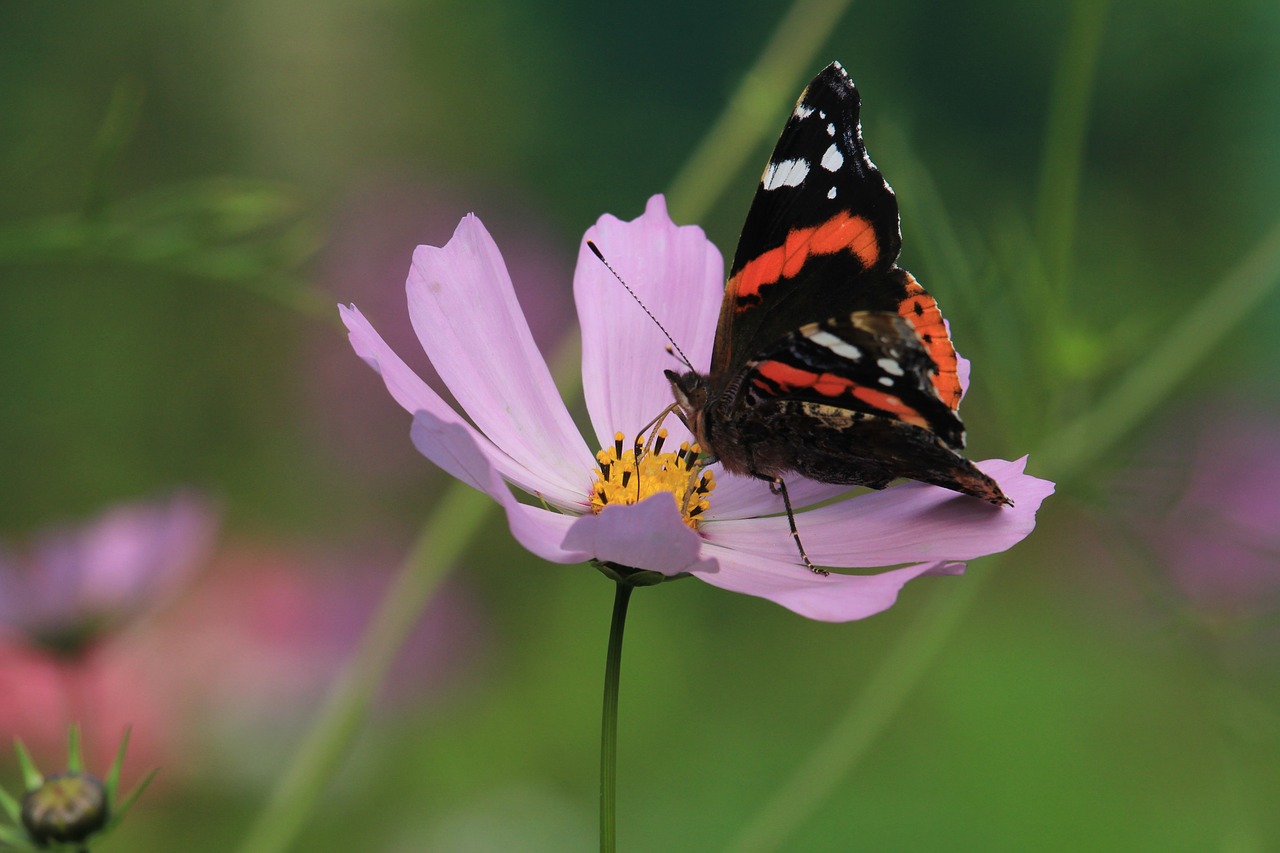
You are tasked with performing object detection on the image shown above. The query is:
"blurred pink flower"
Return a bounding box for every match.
[144,541,486,775]
[0,639,172,772]
[343,195,1053,622]
[1,535,484,784]
[0,493,217,655]
[1128,405,1280,616]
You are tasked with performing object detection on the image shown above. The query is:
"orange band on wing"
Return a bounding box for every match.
[731,212,880,308]
[752,360,930,430]
[849,387,931,430]
[807,210,880,262]
[897,275,962,409]
[754,361,853,397]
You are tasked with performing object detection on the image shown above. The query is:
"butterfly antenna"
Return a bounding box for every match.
[586,240,693,371]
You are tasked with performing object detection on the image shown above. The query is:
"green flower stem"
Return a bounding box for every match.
[665,0,856,224]
[236,484,491,853]
[236,2,860,847]
[600,582,634,853]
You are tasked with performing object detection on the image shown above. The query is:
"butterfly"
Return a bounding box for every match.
[665,62,1009,572]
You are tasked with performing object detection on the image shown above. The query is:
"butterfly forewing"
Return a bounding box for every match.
[714,62,903,378]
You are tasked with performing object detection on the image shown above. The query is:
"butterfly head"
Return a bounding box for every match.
[665,368,709,440]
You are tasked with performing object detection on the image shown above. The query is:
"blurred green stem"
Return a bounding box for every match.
[235,0,859,848]
[665,0,857,224]
[723,215,1280,852]
[721,0,1280,840]
[1038,218,1280,481]
[599,583,633,853]
[236,484,490,853]
[233,324,575,853]
[723,562,996,853]
[1035,0,1109,308]
[84,78,145,219]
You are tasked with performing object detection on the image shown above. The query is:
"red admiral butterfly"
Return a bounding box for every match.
[667,62,1010,571]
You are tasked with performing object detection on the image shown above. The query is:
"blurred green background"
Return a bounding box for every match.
[2,0,1279,850]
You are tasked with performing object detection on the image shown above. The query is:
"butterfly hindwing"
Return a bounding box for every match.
[741,312,964,447]
[876,269,964,411]
[722,398,1000,497]
[698,310,974,488]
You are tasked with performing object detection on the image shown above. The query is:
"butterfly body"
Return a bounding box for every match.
[668,62,1008,507]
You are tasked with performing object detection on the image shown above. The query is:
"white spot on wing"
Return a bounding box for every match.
[878,376,895,387]
[762,158,810,191]
[794,103,814,120]
[826,122,835,137]
[876,357,905,376]
[827,186,837,199]
[821,143,844,172]
[808,329,863,362]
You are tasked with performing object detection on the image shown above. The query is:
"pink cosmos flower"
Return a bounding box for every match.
[342,195,1053,622]
[0,493,218,654]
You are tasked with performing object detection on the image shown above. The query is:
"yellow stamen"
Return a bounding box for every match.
[588,428,715,529]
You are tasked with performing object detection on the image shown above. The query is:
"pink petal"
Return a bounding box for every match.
[704,469,850,520]
[342,302,469,426]
[561,493,717,577]
[416,413,713,576]
[576,195,725,450]
[691,543,965,622]
[411,414,594,565]
[343,304,585,508]
[406,215,595,498]
[703,457,1053,567]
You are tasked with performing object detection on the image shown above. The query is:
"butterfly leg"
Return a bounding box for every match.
[767,476,828,576]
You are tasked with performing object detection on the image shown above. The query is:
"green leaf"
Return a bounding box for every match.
[102,727,131,802]
[104,767,158,832]
[0,822,37,848]
[0,782,20,823]
[66,724,84,775]
[12,740,42,792]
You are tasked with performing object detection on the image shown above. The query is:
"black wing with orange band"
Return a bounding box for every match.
[714,62,963,412]
[741,311,965,449]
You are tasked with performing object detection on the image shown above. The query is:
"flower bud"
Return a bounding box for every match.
[20,772,108,845]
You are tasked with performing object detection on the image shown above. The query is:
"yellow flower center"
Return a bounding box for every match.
[589,429,715,529]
